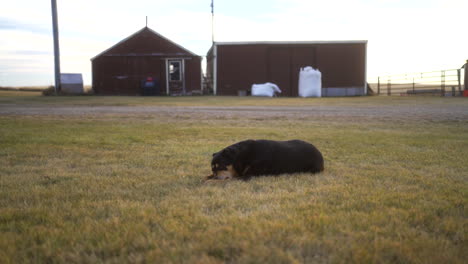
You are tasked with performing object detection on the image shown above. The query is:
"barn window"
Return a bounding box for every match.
[169,61,181,81]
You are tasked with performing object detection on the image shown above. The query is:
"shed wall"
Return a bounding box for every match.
[184,57,203,95]
[210,43,366,96]
[92,28,201,95]
[93,56,201,95]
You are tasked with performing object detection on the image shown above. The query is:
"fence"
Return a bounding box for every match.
[376,66,466,96]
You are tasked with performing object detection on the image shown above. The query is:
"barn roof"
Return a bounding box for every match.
[91,27,199,61]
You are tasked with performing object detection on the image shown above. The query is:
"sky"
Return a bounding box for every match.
[1,0,467,86]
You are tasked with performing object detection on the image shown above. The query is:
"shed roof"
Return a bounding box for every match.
[207,40,368,55]
[60,73,83,84]
[214,40,367,45]
[91,27,199,61]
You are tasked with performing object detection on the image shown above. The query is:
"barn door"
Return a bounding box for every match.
[267,47,316,97]
[268,47,291,96]
[291,47,316,97]
[167,59,185,95]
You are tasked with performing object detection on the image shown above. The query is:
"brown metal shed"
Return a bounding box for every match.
[206,41,367,96]
[91,27,202,95]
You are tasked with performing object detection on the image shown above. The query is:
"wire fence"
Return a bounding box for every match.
[376,68,465,96]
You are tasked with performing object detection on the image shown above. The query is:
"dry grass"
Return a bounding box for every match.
[1,89,467,108]
[0,94,467,263]
[0,86,48,91]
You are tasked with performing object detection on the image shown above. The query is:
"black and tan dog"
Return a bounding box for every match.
[206,139,324,181]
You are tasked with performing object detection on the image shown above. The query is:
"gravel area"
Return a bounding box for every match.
[1,104,467,122]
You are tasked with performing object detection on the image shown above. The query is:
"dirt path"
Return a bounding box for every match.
[1,104,467,122]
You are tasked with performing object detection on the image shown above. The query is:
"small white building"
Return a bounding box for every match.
[60,73,84,94]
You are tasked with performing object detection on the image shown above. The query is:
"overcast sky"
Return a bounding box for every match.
[1,0,467,86]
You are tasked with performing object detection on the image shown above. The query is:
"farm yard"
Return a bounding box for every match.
[0,91,467,263]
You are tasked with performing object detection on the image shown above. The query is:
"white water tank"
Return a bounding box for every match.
[299,67,321,97]
[251,82,281,97]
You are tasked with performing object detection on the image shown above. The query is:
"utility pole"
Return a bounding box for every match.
[51,0,61,94]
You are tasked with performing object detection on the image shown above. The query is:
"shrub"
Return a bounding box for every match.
[42,86,57,96]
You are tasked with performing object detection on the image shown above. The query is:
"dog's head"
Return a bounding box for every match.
[209,140,254,180]
[210,148,238,180]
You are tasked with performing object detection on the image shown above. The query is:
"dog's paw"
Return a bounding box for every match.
[203,174,235,184]
[204,174,215,181]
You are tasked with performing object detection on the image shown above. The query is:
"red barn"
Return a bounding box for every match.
[91,27,202,95]
[206,41,367,96]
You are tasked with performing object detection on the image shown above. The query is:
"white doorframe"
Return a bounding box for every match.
[166,58,185,95]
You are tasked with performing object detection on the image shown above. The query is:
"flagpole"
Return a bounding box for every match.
[211,0,214,44]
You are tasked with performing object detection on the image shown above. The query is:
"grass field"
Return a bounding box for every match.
[0,92,467,263]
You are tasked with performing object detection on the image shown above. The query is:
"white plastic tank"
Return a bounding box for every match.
[298,67,321,97]
[251,82,281,97]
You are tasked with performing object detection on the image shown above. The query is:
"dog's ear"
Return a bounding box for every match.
[233,140,254,176]
[222,147,237,159]
[212,152,219,157]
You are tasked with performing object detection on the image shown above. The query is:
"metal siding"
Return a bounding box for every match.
[206,49,214,94]
[185,57,202,93]
[266,45,317,96]
[268,47,291,96]
[316,43,366,88]
[217,45,269,95]
[214,42,366,96]
[93,56,167,95]
[289,46,317,97]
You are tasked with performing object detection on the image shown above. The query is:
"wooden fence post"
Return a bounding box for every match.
[458,69,462,94]
[377,77,380,95]
[465,60,468,91]
[387,78,391,96]
[441,70,445,97]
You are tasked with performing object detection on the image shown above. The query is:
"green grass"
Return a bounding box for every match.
[1,90,467,107]
[0,94,467,263]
